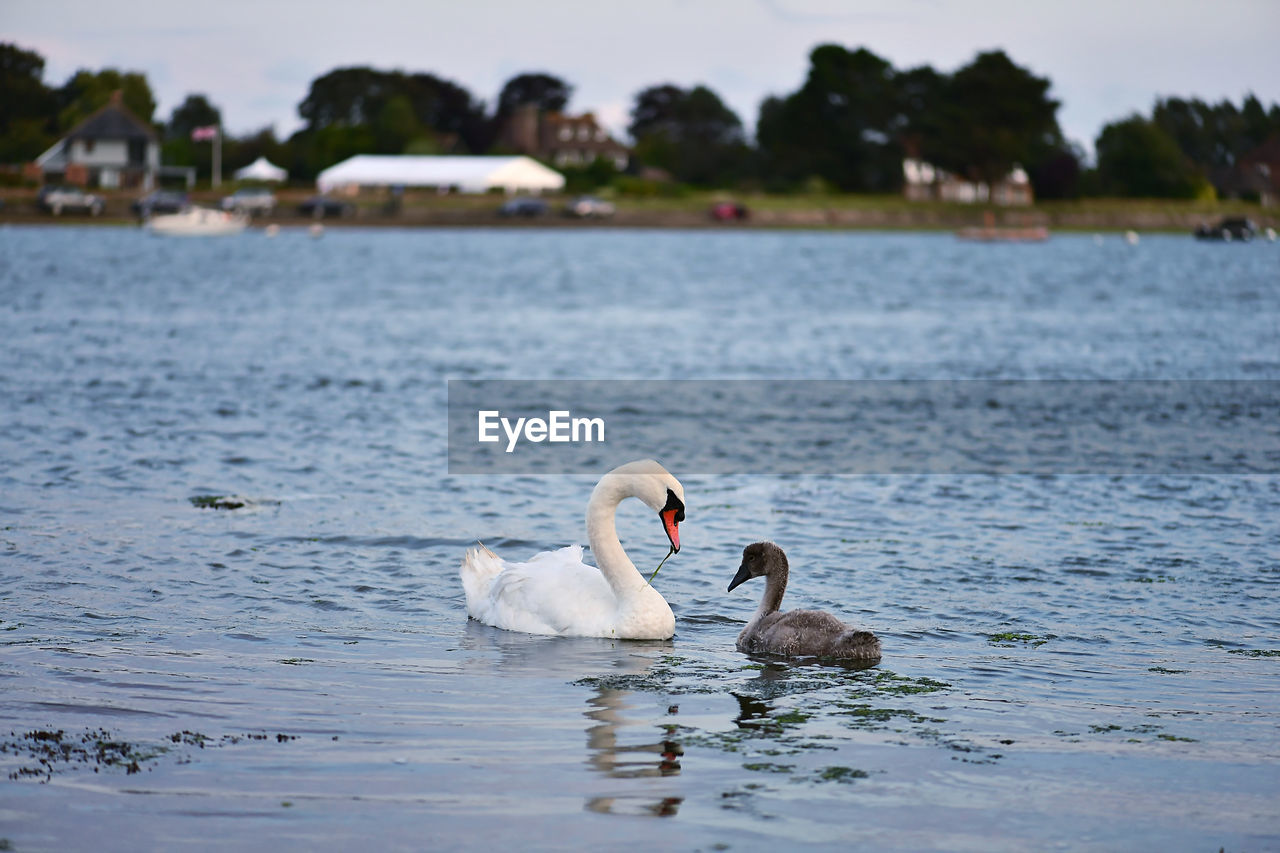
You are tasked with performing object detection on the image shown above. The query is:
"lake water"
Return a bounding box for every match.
[1,226,1278,851]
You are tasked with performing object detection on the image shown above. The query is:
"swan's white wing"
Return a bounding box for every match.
[464,545,617,636]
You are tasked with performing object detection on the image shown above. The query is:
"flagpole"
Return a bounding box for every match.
[213,128,222,189]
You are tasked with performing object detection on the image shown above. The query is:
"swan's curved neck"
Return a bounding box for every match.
[586,478,646,596]
[757,565,788,617]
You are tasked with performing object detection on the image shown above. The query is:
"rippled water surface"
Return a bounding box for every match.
[2,226,1278,851]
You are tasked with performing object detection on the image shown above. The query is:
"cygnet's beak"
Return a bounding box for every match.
[728,562,752,592]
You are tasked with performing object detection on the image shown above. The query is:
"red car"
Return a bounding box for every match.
[710,202,748,221]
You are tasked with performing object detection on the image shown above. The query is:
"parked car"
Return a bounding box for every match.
[131,190,188,217]
[498,197,549,218]
[1194,217,1258,241]
[38,185,105,216]
[564,196,615,218]
[709,201,749,221]
[222,187,277,215]
[298,195,355,218]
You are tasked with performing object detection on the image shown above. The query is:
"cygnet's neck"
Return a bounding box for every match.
[755,563,789,618]
[586,477,645,597]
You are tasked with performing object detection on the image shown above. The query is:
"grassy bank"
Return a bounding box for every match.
[1,186,1275,232]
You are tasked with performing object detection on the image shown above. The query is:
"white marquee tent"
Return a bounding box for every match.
[315,155,564,194]
[233,156,287,182]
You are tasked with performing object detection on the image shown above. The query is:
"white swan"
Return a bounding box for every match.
[460,459,686,640]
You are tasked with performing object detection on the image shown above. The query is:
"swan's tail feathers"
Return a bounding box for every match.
[460,546,505,615]
[838,630,883,660]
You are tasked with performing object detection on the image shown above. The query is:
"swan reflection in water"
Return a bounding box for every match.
[583,685,684,817]
[458,623,683,818]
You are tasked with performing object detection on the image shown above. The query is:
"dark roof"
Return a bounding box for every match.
[1240,134,1280,167]
[67,102,157,142]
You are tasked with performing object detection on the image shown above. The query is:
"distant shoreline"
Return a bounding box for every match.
[2,189,1275,233]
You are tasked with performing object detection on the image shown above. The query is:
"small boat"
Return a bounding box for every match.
[956,225,1049,242]
[148,207,248,236]
[956,210,1048,243]
[1193,217,1258,242]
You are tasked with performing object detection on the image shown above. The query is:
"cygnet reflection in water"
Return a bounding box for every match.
[728,541,882,660]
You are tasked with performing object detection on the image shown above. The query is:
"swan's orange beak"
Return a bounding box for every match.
[659,488,684,553]
[661,508,681,553]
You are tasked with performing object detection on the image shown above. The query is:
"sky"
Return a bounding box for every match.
[4,0,1279,159]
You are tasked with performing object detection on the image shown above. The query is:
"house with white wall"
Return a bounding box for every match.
[497,105,630,171]
[903,157,1033,206]
[35,92,160,190]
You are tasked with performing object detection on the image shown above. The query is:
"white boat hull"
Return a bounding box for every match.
[148,207,248,236]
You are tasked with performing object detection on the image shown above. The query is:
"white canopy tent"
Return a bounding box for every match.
[234,156,287,182]
[316,155,564,194]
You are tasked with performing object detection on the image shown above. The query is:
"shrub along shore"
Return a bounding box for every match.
[1,187,1274,232]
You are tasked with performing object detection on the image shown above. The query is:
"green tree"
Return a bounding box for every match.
[0,43,54,125]
[298,66,385,128]
[1237,94,1276,154]
[896,64,947,148]
[287,124,378,181]
[924,50,1062,188]
[297,66,487,154]
[756,45,1070,195]
[57,68,156,129]
[560,155,620,193]
[166,94,221,141]
[1095,115,1207,198]
[403,133,448,155]
[628,83,747,186]
[0,42,58,161]
[158,95,223,180]
[495,73,572,119]
[402,72,490,152]
[1153,94,1280,171]
[1027,146,1083,199]
[374,94,420,153]
[1152,97,1220,167]
[490,72,574,153]
[756,45,907,192]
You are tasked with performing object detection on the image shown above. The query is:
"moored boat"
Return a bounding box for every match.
[148,207,248,236]
[956,225,1050,242]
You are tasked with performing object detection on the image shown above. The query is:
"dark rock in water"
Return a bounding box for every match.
[188,495,277,510]
[190,495,248,510]
[4,727,302,783]
[3,728,152,782]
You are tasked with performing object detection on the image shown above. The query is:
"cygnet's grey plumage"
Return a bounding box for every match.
[728,541,881,660]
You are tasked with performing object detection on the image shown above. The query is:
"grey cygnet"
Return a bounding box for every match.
[728,541,882,660]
